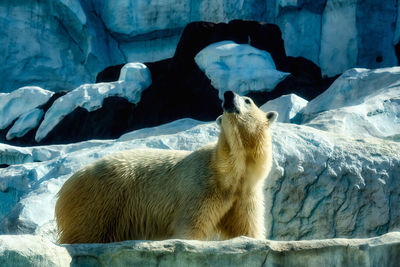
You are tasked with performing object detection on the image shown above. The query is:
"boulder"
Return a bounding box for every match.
[260,94,308,123]
[195,41,290,98]
[6,109,44,141]
[0,87,53,130]
[298,67,400,140]
[35,64,152,143]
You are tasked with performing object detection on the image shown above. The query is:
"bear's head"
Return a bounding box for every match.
[217,91,277,154]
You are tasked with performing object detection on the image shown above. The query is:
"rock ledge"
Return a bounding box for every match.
[1,232,399,266]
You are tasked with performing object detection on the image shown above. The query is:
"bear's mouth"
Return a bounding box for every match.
[222,91,239,114]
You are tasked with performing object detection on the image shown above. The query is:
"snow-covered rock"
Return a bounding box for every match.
[6,109,44,140]
[0,87,53,130]
[35,64,152,142]
[299,67,400,140]
[260,94,308,123]
[1,233,400,267]
[195,41,290,98]
[118,63,152,85]
[1,114,399,241]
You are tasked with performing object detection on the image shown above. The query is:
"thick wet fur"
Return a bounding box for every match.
[55,91,278,243]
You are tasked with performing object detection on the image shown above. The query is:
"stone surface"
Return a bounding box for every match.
[1,68,400,240]
[266,123,400,240]
[2,1,400,93]
[0,0,124,93]
[35,64,152,142]
[0,233,400,267]
[298,67,400,140]
[6,108,44,141]
[118,62,152,84]
[195,41,290,98]
[320,0,358,77]
[267,0,398,76]
[1,116,399,241]
[0,87,53,130]
[260,94,308,123]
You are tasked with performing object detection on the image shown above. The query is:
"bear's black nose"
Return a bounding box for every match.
[224,91,234,102]
[222,91,239,113]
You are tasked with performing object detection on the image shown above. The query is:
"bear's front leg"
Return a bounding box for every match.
[218,189,266,239]
[173,198,230,240]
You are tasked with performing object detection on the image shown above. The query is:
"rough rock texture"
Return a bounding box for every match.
[2,0,399,92]
[0,0,124,93]
[95,21,331,136]
[267,0,398,76]
[298,67,400,140]
[0,87,53,130]
[267,123,400,240]
[35,63,152,143]
[1,67,400,240]
[0,119,399,241]
[260,94,308,123]
[195,41,290,97]
[0,233,400,267]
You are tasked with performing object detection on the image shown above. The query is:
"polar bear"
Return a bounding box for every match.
[55,91,278,243]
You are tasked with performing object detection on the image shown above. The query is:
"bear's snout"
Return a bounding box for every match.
[223,91,239,113]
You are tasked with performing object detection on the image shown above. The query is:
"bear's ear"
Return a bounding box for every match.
[266,111,278,123]
[216,115,222,127]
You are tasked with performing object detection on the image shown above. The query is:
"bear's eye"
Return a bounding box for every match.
[245,99,251,105]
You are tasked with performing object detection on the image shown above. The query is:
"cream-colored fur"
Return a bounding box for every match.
[55,92,277,243]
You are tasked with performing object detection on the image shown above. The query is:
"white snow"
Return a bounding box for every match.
[35,63,152,142]
[0,87,53,130]
[260,94,308,123]
[195,41,290,99]
[6,108,44,140]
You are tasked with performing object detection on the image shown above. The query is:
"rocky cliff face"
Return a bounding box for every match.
[1,0,399,92]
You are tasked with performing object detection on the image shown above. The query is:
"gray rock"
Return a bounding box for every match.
[260,94,308,123]
[299,68,400,140]
[0,0,124,92]
[267,124,400,240]
[2,0,400,92]
[1,120,399,242]
[0,233,400,267]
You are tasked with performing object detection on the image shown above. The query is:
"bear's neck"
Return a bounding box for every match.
[212,130,270,193]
